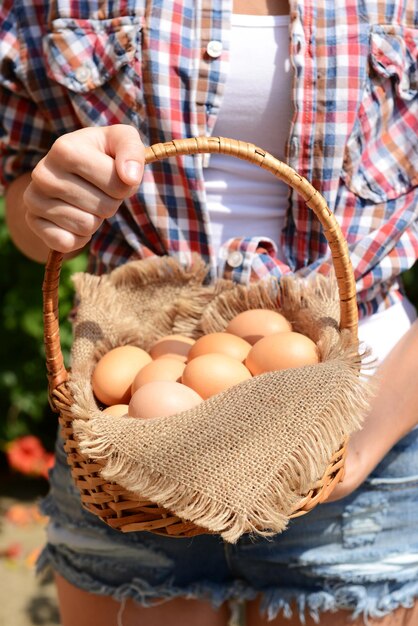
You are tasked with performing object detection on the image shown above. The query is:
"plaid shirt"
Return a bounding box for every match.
[1,0,417,318]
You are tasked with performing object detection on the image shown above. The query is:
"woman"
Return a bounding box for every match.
[2,0,418,624]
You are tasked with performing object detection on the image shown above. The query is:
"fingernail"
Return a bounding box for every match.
[124,160,142,183]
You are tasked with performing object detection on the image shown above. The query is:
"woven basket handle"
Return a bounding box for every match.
[43,136,358,393]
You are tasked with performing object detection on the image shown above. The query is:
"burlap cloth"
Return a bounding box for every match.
[70,255,371,542]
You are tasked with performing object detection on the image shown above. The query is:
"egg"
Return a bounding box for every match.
[149,334,195,362]
[182,353,252,399]
[128,381,203,419]
[187,332,252,362]
[131,358,186,393]
[225,308,292,345]
[92,345,152,406]
[245,331,320,376]
[102,404,129,417]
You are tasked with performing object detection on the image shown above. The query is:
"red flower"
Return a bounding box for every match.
[0,542,23,560]
[6,436,55,478]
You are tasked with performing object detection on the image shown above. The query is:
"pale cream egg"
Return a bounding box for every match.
[128,381,203,419]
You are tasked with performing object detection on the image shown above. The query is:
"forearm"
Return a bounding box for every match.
[5,172,50,263]
[328,317,418,500]
[355,318,418,466]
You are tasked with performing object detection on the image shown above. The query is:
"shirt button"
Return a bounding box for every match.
[227,251,244,268]
[75,65,91,83]
[206,40,223,58]
[400,74,410,92]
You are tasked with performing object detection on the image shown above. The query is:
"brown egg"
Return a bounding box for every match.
[149,334,195,362]
[102,404,129,417]
[131,358,186,393]
[182,353,252,400]
[92,345,152,406]
[225,309,292,345]
[245,332,320,376]
[187,332,252,362]
[128,381,203,419]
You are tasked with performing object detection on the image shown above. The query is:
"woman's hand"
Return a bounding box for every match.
[326,317,418,502]
[325,432,371,502]
[23,124,145,254]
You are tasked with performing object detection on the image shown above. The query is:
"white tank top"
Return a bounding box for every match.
[204,14,293,261]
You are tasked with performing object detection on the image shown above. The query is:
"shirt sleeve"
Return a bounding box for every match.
[0,1,58,193]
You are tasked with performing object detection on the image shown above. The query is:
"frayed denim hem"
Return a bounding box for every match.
[36,544,255,626]
[258,580,418,624]
[37,545,418,625]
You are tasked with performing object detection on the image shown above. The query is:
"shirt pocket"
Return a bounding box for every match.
[42,16,145,128]
[341,24,418,203]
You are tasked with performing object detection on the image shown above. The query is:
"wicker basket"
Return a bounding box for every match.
[43,136,358,538]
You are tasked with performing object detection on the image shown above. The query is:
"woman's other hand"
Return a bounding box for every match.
[24,124,145,254]
[326,317,418,502]
[324,433,370,502]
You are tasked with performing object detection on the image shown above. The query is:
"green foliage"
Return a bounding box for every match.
[0,197,87,450]
[403,262,418,309]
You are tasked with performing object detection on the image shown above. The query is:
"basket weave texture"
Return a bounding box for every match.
[44,137,371,542]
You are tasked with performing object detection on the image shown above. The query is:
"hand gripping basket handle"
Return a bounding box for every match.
[43,136,358,397]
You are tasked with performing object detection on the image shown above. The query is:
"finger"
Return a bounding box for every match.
[27,197,104,238]
[103,124,145,186]
[26,212,92,254]
[29,165,124,217]
[45,137,138,200]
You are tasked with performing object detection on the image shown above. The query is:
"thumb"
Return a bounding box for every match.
[105,124,145,186]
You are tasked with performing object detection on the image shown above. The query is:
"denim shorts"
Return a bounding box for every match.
[38,427,418,624]
[38,301,418,625]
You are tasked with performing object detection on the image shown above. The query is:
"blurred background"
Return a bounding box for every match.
[0,195,88,626]
[0,193,417,625]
